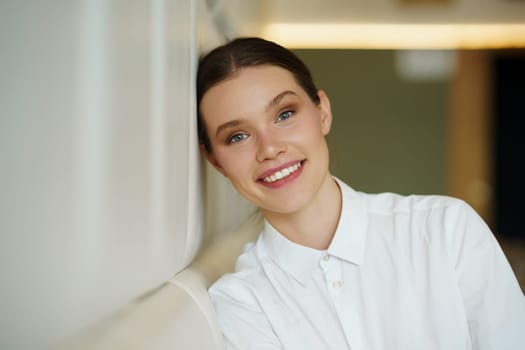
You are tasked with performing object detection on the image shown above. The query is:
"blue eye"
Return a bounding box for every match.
[277,110,293,121]
[228,133,247,144]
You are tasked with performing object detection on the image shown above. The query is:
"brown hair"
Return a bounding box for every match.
[197,37,320,152]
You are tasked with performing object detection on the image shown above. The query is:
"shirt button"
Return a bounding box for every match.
[322,254,330,261]
[332,280,343,289]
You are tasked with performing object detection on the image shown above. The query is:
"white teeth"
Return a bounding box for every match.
[262,162,302,183]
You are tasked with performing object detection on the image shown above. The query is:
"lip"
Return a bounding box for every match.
[256,159,305,189]
[257,159,304,180]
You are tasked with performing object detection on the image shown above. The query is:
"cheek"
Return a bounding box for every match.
[291,116,325,146]
[214,149,250,178]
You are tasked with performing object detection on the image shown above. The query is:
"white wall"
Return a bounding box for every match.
[0,1,203,348]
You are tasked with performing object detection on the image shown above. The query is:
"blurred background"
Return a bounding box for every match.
[1,0,524,349]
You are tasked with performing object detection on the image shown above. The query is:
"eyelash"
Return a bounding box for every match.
[227,133,248,144]
[225,109,295,145]
[277,110,294,122]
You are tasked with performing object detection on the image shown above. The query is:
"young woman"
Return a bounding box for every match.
[197,37,525,350]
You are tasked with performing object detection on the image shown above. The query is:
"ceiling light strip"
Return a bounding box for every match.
[262,23,525,49]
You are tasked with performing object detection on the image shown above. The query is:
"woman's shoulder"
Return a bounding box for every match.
[208,260,272,317]
[357,189,468,216]
[336,177,466,215]
[208,234,269,304]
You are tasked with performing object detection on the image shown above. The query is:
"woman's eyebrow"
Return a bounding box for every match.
[215,119,243,138]
[265,90,299,112]
[214,91,299,138]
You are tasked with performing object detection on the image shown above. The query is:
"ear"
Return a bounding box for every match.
[317,90,333,136]
[200,143,227,177]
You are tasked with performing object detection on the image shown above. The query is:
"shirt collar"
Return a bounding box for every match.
[261,178,368,286]
[262,220,324,286]
[328,177,368,265]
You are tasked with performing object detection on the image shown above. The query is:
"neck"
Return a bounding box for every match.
[262,175,342,250]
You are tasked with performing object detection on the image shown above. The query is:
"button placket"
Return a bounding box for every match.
[319,253,329,272]
[320,255,344,294]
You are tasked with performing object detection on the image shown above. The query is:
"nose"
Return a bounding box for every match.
[256,131,287,162]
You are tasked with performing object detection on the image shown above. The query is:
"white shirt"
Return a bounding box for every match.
[209,179,525,350]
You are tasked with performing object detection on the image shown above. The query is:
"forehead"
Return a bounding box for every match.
[200,65,304,124]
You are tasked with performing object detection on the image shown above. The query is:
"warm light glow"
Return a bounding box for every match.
[262,23,525,49]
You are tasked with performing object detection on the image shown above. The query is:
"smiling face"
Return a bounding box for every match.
[200,65,334,217]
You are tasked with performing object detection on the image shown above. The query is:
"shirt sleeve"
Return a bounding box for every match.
[209,276,283,350]
[440,200,525,350]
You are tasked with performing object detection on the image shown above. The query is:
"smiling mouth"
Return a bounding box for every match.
[261,161,303,183]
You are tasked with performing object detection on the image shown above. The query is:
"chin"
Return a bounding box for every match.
[259,193,312,215]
